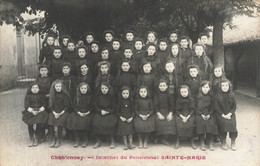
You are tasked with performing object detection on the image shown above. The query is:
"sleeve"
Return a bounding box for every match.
[116,100,122,117]
[208,97,215,115]
[168,94,175,113]
[40,94,47,108]
[175,99,182,116]
[214,96,224,115]
[189,98,195,116]
[153,94,159,113]
[148,99,154,115]
[63,94,71,112]
[131,101,135,117]
[134,100,141,115]
[93,96,102,114]
[196,98,203,115]
[230,96,237,114]
[73,98,80,113]
[24,95,30,110]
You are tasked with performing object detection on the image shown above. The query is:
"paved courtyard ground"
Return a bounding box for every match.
[0,88,259,166]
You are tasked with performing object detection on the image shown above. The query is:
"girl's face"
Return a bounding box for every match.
[171,45,179,56]
[121,62,130,72]
[47,37,54,46]
[189,68,199,78]
[53,49,62,58]
[55,83,62,92]
[202,83,210,95]
[169,33,177,42]
[180,88,189,97]
[62,38,69,47]
[165,62,175,73]
[124,49,133,59]
[101,50,109,60]
[80,64,89,74]
[143,63,152,73]
[214,67,223,78]
[62,66,71,75]
[159,82,168,92]
[195,46,204,56]
[105,33,113,42]
[221,82,229,92]
[80,85,88,94]
[134,41,143,50]
[139,88,148,98]
[180,39,188,48]
[122,89,130,99]
[39,67,48,77]
[112,41,120,50]
[78,48,86,58]
[91,43,99,53]
[200,36,208,45]
[147,33,156,43]
[100,64,109,74]
[101,85,109,94]
[126,33,134,41]
[68,43,75,51]
[147,45,156,56]
[86,35,94,43]
[31,84,39,94]
[159,42,167,51]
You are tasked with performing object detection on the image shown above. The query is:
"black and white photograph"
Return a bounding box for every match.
[0,0,260,165]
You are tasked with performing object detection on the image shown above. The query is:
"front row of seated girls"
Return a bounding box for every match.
[22,77,237,151]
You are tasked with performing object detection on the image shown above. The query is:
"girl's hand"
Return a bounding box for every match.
[39,106,45,112]
[227,113,232,119]
[32,111,38,115]
[201,114,206,120]
[206,115,210,120]
[157,112,165,120]
[101,110,107,115]
[27,107,33,113]
[120,116,127,122]
[84,111,90,116]
[166,113,173,121]
[127,117,133,123]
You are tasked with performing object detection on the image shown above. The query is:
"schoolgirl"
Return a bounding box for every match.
[199,33,213,63]
[94,61,114,91]
[63,40,77,76]
[161,60,178,95]
[102,30,115,50]
[134,85,155,149]
[214,79,237,151]
[187,43,213,80]
[66,83,93,148]
[77,62,94,89]
[110,38,123,77]
[61,62,77,100]
[75,45,90,77]
[175,85,197,149]
[196,81,218,151]
[92,82,117,149]
[116,86,136,150]
[157,38,168,66]
[167,43,184,86]
[36,64,52,98]
[89,41,101,79]
[179,36,192,67]
[47,80,71,148]
[123,30,135,48]
[49,46,64,81]
[145,31,157,46]
[22,83,49,147]
[185,65,201,97]
[59,35,71,52]
[211,65,226,94]
[133,37,145,70]
[122,47,138,74]
[167,31,178,45]
[154,79,177,146]
[83,32,95,49]
[39,33,55,64]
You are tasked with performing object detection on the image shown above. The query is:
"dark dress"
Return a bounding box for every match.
[110,50,123,77]
[185,77,201,97]
[48,93,70,127]
[92,92,117,135]
[157,50,168,73]
[166,55,184,86]
[63,50,77,76]
[154,91,177,136]
[39,45,53,64]
[196,94,218,135]
[116,98,135,135]
[49,58,64,81]
[134,97,155,133]
[136,73,157,96]
[22,93,49,125]
[175,96,196,137]
[36,76,52,95]
[214,93,237,133]
[140,53,161,74]
[66,94,93,130]
[180,48,192,76]
[77,72,94,90]
[74,58,91,77]
[61,75,77,100]
[187,55,213,80]
[94,73,114,91]
[89,52,100,79]
[114,71,136,93]
[133,49,145,71]
[161,72,177,95]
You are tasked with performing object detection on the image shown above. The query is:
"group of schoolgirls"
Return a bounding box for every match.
[22,30,238,151]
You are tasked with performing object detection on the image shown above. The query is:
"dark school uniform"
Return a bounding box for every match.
[66,94,93,130]
[110,50,123,77]
[92,92,117,135]
[154,91,177,136]
[116,97,135,136]
[196,94,218,135]
[94,73,114,91]
[49,58,64,81]
[114,71,136,93]
[180,48,192,70]
[63,50,77,76]
[133,49,145,70]
[77,72,94,90]
[136,73,157,97]
[166,55,184,86]
[175,96,196,137]
[140,54,161,74]
[185,77,201,97]
[89,51,100,79]
[39,45,54,64]
[214,93,238,133]
[22,93,49,125]
[204,44,213,63]
[161,72,178,95]
[36,76,52,95]
[74,58,91,77]
[134,97,155,133]
[47,92,70,127]
[61,74,77,100]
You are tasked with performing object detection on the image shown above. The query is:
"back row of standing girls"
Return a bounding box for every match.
[22,30,237,151]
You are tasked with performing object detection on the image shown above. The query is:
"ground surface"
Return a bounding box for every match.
[0,88,259,166]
